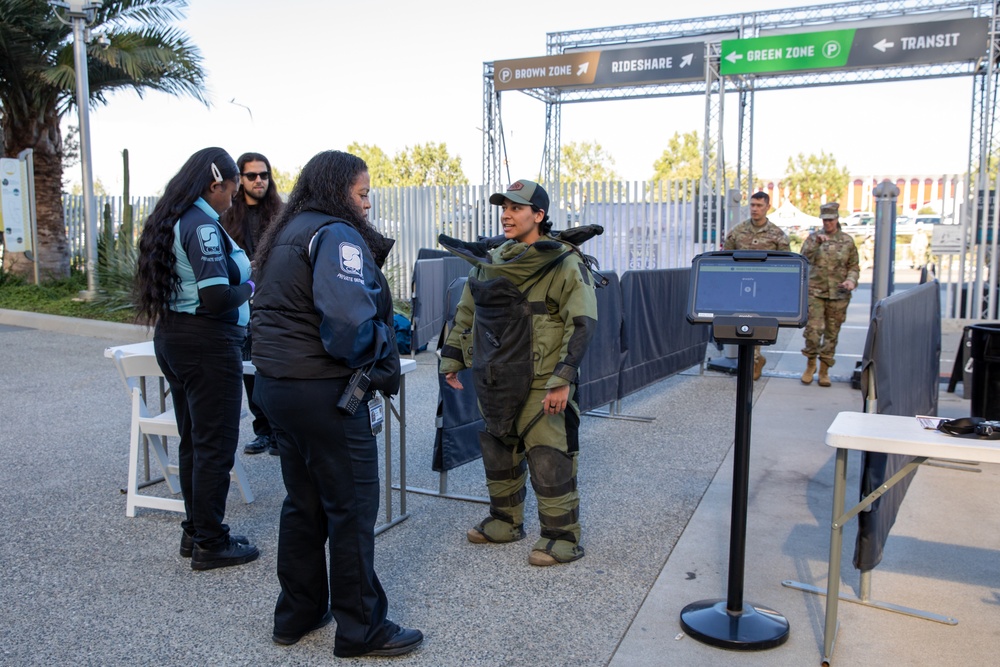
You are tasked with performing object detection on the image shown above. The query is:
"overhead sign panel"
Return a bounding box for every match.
[494,43,705,92]
[847,17,989,68]
[720,16,989,76]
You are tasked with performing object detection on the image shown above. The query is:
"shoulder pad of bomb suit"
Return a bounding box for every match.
[551,224,604,247]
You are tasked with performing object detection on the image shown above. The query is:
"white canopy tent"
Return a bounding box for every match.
[770,201,822,231]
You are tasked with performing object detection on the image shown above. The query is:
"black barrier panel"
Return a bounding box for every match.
[854,281,941,571]
[433,368,483,472]
[432,277,484,472]
[410,257,471,354]
[416,247,452,261]
[577,272,623,413]
[968,323,1000,419]
[618,269,710,399]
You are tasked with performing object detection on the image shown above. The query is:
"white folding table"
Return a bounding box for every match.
[105,341,416,534]
[816,411,1000,665]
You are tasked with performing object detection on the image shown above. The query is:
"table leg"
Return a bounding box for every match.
[141,376,151,482]
[383,393,393,527]
[823,447,849,664]
[398,374,406,515]
[375,377,410,537]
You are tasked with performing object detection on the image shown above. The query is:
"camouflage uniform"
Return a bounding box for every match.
[723,218,791,252]
[800,226,860,367]
[724,218,790,375]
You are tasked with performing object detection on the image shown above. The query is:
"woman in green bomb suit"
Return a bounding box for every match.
[438,179,600,566]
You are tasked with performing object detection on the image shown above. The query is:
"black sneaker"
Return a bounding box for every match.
[180,531,249,558]
[191,537,259,571]
[243,434,271,455]
[272,609,334,646]
[363,626,423,657]
[334,624,424,658]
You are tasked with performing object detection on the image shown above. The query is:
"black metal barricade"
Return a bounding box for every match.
[856,281,941,570]
[617,269,710,400]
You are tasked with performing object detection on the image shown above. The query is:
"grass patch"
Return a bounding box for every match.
[1,260,409,325]
[0,271,138,324]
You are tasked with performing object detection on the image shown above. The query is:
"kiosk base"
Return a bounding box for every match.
[680,599,790,650]
[706,356,739,375]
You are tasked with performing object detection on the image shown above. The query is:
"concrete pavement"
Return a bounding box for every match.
[0,267,995,666]
[612,269,999,665]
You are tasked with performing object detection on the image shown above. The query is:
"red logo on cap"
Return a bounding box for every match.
[507,182,524,191]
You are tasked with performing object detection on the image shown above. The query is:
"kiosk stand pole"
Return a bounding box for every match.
[727,342,754,612]
[682,250,806,652]
[679,337,790,650]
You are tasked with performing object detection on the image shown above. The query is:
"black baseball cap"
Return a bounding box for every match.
[489,179,549,214]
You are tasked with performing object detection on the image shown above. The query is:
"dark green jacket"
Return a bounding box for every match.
[439,232,598,391]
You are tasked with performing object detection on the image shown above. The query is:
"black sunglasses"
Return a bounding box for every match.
[242,171,269,181]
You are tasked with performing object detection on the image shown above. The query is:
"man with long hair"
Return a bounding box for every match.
[221,152,283,455]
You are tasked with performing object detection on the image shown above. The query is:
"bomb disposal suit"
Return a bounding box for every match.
[438,227,600,563]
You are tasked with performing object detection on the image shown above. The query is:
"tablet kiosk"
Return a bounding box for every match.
[687,250,808,327]
[680,250,806,651]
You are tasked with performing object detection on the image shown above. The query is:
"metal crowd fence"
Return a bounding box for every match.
[63,195,158,272]
[62,180,719,302]
[62,177,990,316]
[63,176,1000,318]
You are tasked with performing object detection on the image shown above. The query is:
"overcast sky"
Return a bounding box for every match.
[80,0,981,195]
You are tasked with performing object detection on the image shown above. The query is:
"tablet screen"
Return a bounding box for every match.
[687,252,808,326]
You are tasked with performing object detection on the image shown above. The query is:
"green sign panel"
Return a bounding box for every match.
[722,30,852,75]
[721,17,989,76]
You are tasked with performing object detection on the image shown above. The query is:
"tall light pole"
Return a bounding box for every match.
[51,0,102,300]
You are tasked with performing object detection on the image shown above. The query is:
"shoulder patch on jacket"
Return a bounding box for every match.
[197,224,223,257]
[340,242,364,277]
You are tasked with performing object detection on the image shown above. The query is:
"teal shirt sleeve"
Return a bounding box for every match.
[171,198,252,325]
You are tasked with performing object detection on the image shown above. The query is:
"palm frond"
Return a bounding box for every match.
[97,0,189,29]
[11,1,207,117]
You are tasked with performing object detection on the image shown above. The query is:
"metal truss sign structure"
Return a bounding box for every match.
[483,0,1000,240]
[720,16,989,75]
[481,1,996,176]
[482,1,998,304]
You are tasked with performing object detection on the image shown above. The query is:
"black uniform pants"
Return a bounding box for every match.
[242,373,272,437]
[255,375,395,657]
[240,330,271,437]
[153,314,244,550]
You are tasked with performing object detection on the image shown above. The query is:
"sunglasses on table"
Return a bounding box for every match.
[242,171,270,181]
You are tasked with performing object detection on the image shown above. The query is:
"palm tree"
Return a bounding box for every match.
[0,0,206,280]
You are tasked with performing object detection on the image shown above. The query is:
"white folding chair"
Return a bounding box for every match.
[110,346,254,517]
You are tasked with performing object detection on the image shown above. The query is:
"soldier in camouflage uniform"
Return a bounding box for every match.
[723,191,790,380]
[800,202,860,387]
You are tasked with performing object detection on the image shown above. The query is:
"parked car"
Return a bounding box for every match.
[840,211,875,226]
[913,214,945,226]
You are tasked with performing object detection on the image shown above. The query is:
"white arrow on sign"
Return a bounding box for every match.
[725,51,743,64]
[576,62,590,76]
[680,53,694,68]
[873,38,895,53]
